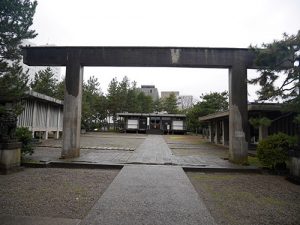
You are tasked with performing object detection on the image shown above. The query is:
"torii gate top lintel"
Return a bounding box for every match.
[22,46,256,68]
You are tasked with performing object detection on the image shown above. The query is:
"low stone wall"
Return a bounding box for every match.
[0,142,22,174]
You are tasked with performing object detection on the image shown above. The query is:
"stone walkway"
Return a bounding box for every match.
[128,135,173,165]
[78,136,217,225]
[28,135,254,170]
[80,165,216,225]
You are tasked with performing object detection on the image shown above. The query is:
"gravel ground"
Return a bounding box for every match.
[0,168,119,219]
[187,172,300,225]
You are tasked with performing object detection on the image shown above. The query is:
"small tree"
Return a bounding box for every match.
[15,127,34,156]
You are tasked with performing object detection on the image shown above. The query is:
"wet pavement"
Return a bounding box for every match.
[26,133,255,170]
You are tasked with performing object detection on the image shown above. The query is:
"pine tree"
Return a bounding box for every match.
[30,67,58,97]
[162,93,178,114]
[250,31,300,148]
[0,0,37,106]
[249,31,300,105]
[81,76,107,130]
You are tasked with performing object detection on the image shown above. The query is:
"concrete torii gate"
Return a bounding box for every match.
[22,46,257,163]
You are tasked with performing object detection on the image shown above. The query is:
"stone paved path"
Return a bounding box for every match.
[28,134,254,169]
[79,136,216,225]
[128,135,173,165]
[80,165,216,225]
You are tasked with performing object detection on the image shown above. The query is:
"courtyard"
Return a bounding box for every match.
[1,133,299,225]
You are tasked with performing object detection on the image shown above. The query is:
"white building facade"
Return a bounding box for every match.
[17,91,63,139]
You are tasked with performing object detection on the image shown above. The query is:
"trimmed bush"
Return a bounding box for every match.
[257,133,296,169]
[15,127,34,156]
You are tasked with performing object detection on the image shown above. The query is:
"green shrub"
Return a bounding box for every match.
[249,117,272,128]
[15,127,34,156]
[257,133,296,169]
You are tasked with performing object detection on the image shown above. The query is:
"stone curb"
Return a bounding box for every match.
[36,145,135,151]
[183,166,262,173]
[22,161,123,170]
[22,161,261,173]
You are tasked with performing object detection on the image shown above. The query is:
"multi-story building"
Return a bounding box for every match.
[177,95,193,110]
[139,85,159,101]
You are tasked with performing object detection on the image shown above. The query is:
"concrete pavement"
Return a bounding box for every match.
[27,134,257,170]
[79,165,216,225]
[79,136,216,225]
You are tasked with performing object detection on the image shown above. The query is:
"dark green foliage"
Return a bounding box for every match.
[186,91,228,132]
[0,62,29,104]
[153,99,163,112]
[249,117,272,128]
[30,67,58,97]
[136,92,153,113]
[81,76,107,131]
[257,133,296,169]
[249,31,300,105]
[0,0,37,112]
[54,78,65,100]
[0,0,37,62]
[250,31,300,148]
[161,93,178,114]
[107,76,154,129]
[15,127,34,156]
[198,91,229,114]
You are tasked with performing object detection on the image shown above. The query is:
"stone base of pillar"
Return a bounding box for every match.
[229,138,248,164]
[0,141,22,174]
[60,148,80,159]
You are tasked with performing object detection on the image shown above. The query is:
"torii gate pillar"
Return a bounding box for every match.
[61,60,83,158]
[229,65,248,163]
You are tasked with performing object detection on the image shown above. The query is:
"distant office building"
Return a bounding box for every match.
[178,95,193,110]
[139,85,159,101]
[161,91,179,99]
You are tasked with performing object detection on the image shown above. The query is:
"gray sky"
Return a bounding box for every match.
[30,0,300,101]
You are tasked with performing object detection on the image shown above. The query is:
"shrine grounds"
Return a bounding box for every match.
[0,133,299,225]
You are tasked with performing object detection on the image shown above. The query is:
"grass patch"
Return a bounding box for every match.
[248,156,263,167]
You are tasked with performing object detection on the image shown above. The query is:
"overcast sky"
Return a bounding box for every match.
[30,0,300,101]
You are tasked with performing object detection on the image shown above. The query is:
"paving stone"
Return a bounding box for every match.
[80,165,216,225]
